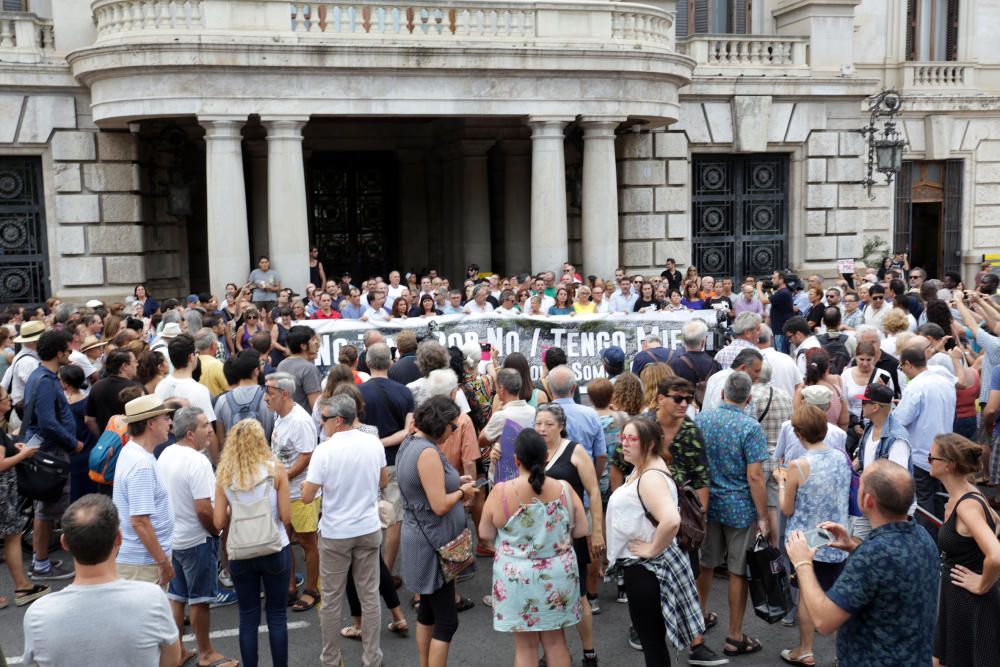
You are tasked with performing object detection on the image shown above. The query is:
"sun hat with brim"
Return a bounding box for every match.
[121,395,175,424]
[13,321,46,343]
[81,335,109,352]
[801,384,833,406]
[160,322,182,339]
[85,299,104,309]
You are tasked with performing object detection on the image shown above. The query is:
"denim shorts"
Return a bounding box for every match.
[167,538,218,605]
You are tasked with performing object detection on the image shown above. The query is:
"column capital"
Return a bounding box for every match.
[580,116,626,137]
[263,117,308,141]
[198,116,248,138]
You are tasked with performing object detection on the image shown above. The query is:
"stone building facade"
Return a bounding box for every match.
[0,0,997,303]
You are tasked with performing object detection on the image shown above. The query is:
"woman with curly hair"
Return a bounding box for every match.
[880,308,911,357]
[611,373,644,418]
[639,363,675,413]
[137,350,168,395]
[214,420,292,667]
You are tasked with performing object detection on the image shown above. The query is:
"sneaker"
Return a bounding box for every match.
[218,567,233,588]
[581,654,598,667]
[628,625,643,651]
[295,573,305,589]
[29,562,74,581]
[687,643,729,666]
[616,587,628,604]
[781,617,797,628]
[210,590,239,608]
[588,595,601,615]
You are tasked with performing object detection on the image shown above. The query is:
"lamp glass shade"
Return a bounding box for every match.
[876,142,903,173]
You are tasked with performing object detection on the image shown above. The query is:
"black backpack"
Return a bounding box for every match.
[816,333,851,375]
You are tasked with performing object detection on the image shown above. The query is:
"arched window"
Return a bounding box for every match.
[677,0,750,38]
[906,0,959,61]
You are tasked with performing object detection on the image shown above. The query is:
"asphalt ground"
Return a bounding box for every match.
[0,534,837,666]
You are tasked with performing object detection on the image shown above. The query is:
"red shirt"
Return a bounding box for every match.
[955,368,980,419]
[311,309,341,320]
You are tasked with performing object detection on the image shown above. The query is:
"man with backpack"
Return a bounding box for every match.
[852,383,913,540]
[215,351,273,443]
[814,307,854,375]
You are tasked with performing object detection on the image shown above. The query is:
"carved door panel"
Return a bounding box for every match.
[0,157,49,304]
[309,154,398,281]
[691,154,788,280]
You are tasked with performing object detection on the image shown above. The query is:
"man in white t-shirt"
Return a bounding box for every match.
[157,407,236,667]
[385,270,407,309]
[265,371,320,611]
[22,495,181,667]
[463,284,495,314]
[758,324,803,399]
[303,395,387,667]
[155,333,220,461]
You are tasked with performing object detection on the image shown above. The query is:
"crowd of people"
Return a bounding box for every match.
[0,249,999,667]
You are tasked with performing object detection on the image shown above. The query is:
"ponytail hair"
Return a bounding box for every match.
[804,348,830,386]
[515,429,548,494]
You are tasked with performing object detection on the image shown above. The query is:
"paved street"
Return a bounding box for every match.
[0,538,835,666]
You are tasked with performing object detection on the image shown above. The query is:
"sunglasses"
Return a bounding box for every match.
[927,454,949,464]
[871,296,884,301]
[667,394,694,404]
[246,314,259,319]
[321,415,341,422]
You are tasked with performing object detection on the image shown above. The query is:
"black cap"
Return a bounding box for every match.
[856,382,894,404]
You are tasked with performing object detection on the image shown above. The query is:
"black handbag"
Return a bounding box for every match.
[745,533,792,624]
[15,390,70,502]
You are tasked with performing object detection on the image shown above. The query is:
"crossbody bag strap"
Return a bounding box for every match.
[757,387,774,423]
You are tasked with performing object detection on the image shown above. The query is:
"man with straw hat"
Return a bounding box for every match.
[114,395,176,586]
[1,320,45,416]
[80,334,109,373]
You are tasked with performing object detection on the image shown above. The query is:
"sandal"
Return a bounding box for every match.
[15,584,50,607]
[0,595,7,610]
[179,650,198,666]
[199,659,239,667]
[410,595,420,610]
[455,596,475,612]
[388,619,409,636]
[780,649,815,666]
[340,625,363,640]
[291,589,320,612]
[723,634,762,656]
[703,611,718,631]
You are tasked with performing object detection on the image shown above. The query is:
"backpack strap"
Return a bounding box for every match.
[680,354,706,383]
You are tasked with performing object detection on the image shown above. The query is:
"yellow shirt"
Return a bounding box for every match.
[573,302,597,315]
[198,354,229,398]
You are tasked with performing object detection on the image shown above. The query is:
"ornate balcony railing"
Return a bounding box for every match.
[902,62,976,92]
[91,0,673,49]
[0,11,54,61]
[680,34,810,76]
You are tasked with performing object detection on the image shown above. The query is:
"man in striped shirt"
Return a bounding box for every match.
[113,395,176,586]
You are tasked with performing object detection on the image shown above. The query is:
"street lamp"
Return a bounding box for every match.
[855,89,908,199]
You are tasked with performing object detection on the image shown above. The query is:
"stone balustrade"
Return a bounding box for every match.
[903,62,976,92]
[681,34,809,76]
[90,0,672,48]
[0,11,54,60]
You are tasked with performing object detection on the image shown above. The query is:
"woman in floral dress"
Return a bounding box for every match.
[479,429,587,667]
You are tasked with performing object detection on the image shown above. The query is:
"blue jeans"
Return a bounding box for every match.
[229,546,291,667]
[773,334,790,354]
[168,538,218,606]
[953,415,977,440]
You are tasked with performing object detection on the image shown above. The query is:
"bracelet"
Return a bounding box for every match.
[793,560,814,570]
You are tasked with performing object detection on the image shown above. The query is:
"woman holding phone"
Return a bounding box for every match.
[776,405,851,666]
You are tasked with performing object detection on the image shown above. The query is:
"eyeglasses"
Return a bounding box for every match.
[927,454,949,464]
[619,434,640,443]
[667,394,694,405]
[633,280,642,284]
[909,275,921,280]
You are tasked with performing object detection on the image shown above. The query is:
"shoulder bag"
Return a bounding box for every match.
[15,386,69,502]
[637,468,706,552]
[398,449,473,583]
[226,472,284,561]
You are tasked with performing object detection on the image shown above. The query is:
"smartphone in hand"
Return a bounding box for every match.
[804,527,833,549]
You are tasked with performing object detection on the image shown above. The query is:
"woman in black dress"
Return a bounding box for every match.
[534,404,603,667]
[929,434,1000,667]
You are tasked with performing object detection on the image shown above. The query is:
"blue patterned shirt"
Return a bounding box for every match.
[827,520,938,667]
[695,403,768,527]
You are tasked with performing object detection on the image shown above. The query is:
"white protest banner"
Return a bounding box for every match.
[300,311,722,387]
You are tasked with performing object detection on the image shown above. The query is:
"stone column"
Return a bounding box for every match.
[580,117,623,279]
[461,140,495,271]
[502,140,531,274]
[263,117,310,294]
[200,117,251,301]
[529,117,572,275]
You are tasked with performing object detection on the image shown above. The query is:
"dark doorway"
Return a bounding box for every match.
[308,153,399,282]
[911,202,943,278]
[0,157,49,305]
[691,154,789,279]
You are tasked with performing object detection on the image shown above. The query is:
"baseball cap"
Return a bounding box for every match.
[801,385,833,407]
[855,382,894,404]
[601,346,625,368]
[186,294,199,304]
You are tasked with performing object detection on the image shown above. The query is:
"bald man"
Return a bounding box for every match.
[786,460,938,667]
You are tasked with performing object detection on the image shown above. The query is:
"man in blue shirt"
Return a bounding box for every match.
[546,365,606,475]
[786,460,938,667]
[23,330,83,581]
[694,371,769,657]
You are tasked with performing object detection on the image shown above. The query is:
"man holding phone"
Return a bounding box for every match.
[786,460,938,667]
